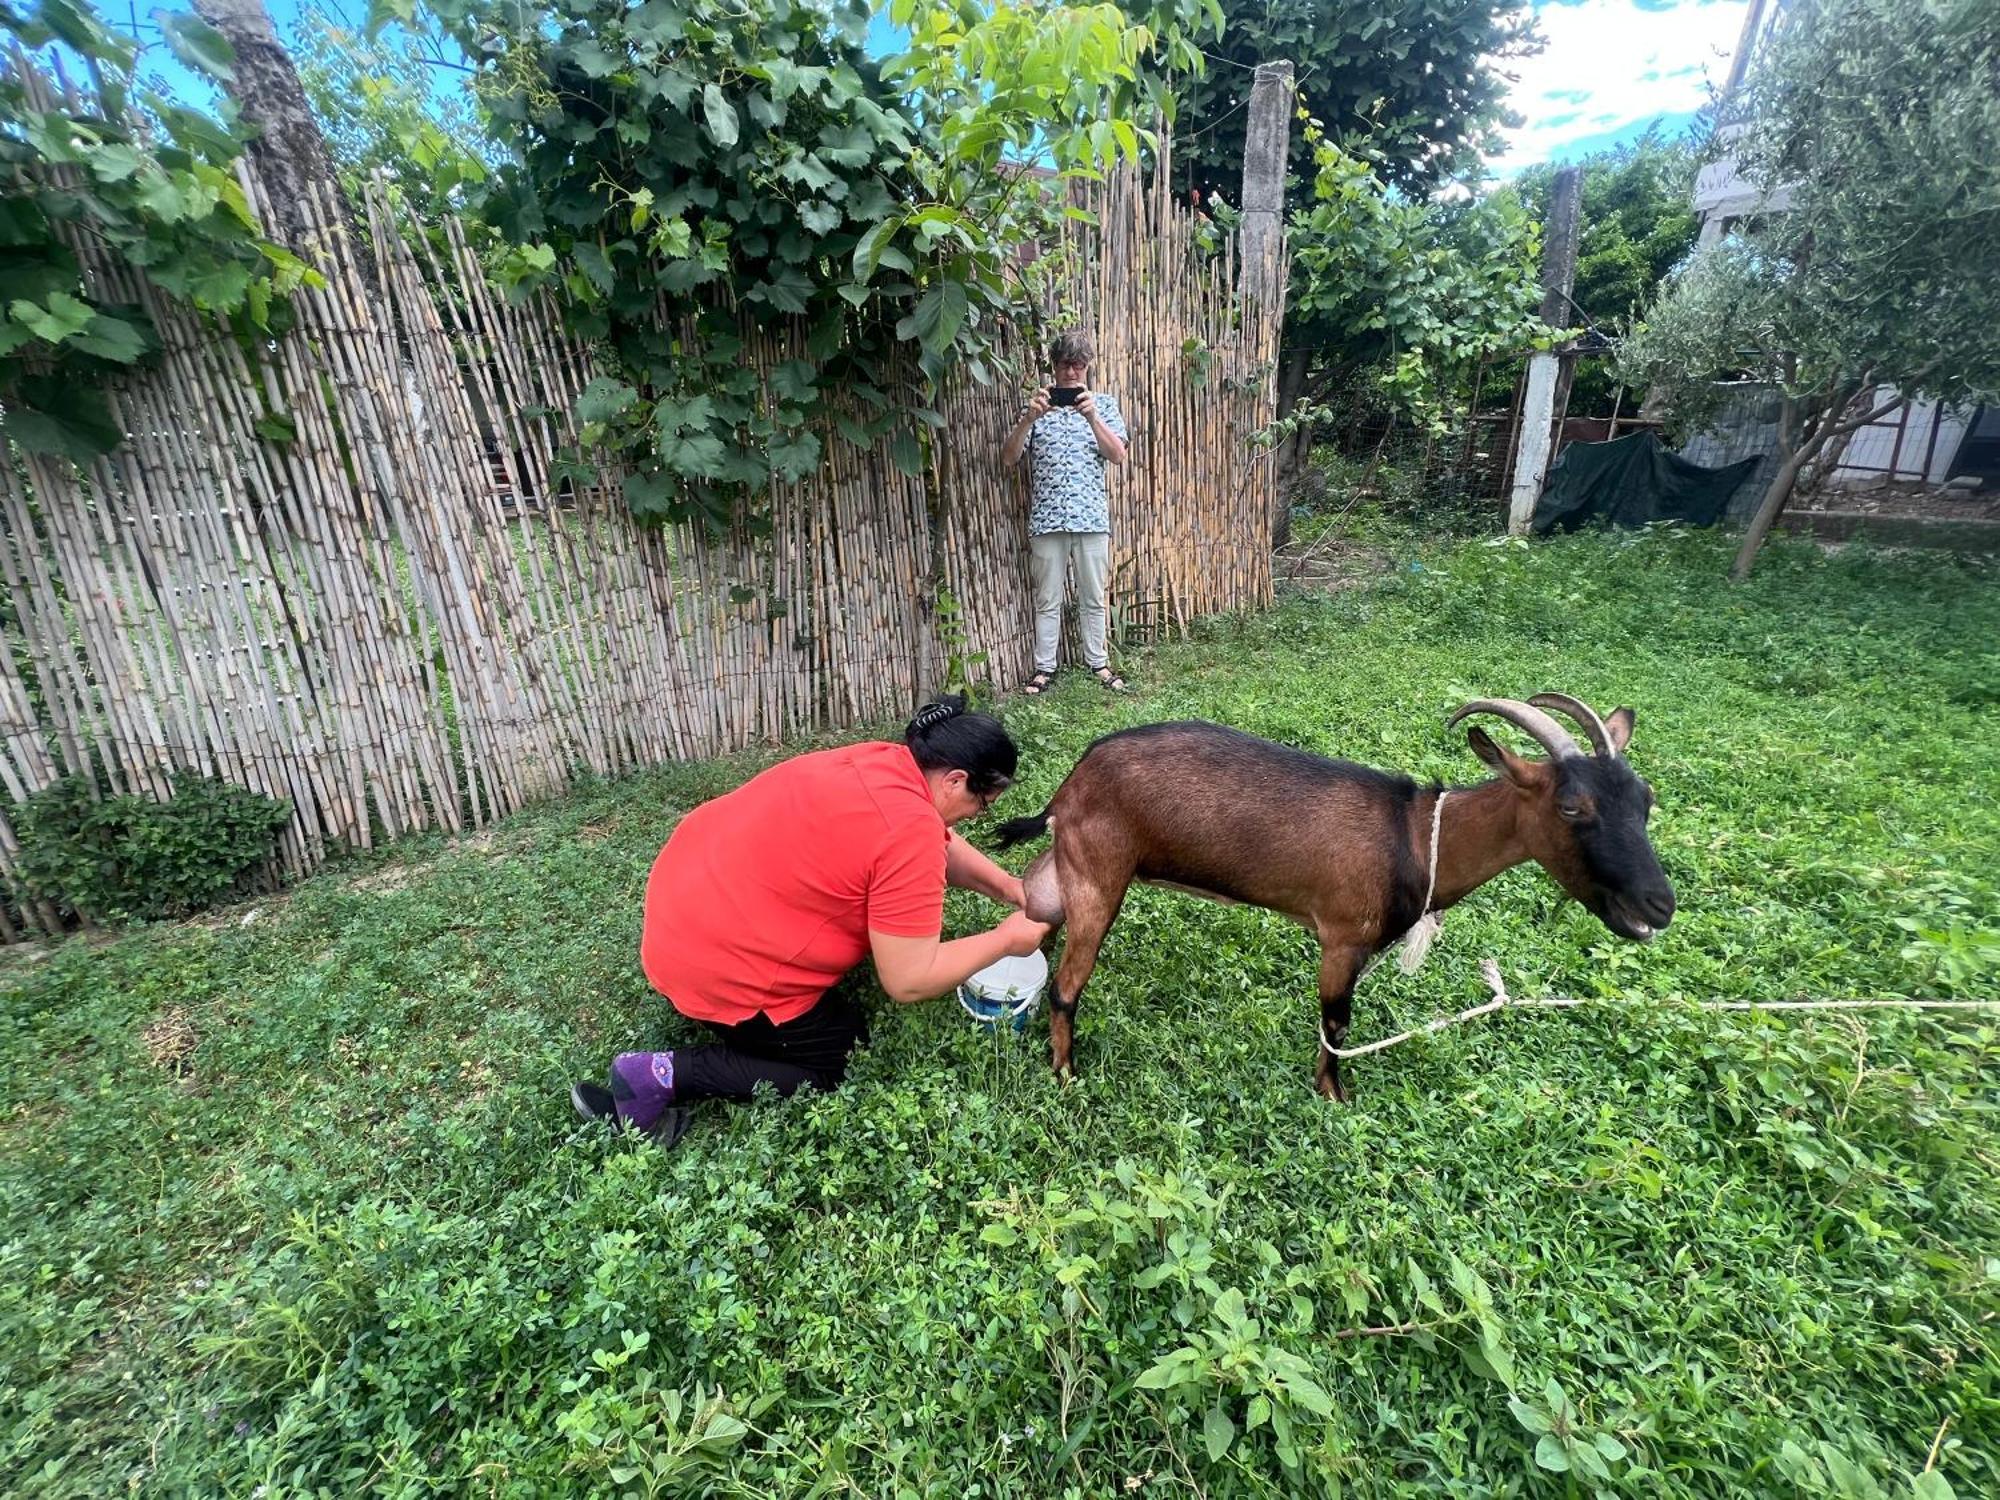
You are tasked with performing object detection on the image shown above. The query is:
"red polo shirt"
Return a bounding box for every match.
[640,741,949,1025]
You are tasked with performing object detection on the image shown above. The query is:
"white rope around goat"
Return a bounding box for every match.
[1394,789,1450,976]
[1324,957,2000,1062]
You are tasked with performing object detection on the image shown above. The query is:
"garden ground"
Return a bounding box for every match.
[3,527,1996,1497]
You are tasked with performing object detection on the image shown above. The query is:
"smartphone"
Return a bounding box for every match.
[1049,386,1084,407]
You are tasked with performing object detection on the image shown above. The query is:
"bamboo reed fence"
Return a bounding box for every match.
[0,64,1281,939]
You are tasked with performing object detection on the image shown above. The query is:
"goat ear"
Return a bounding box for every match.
[1467,726,1535,786]
[1605,707,1636,754]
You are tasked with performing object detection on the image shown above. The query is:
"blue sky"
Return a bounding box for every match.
[1491,0,1749,173]
[127,0,1747,178]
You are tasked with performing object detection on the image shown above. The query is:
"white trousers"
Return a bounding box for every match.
[1029,531,1110,674]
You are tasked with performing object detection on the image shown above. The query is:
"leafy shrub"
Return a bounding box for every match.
[11,772,292,924]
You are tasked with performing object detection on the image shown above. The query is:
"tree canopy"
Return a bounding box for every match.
[1288,121,1544,420]
[1173,0,1534,206]
[1620,0,2000,577]
[1510,129,1699,335]
[0,0,319,461]
[367,0,1210,528]
[292,7,492,218]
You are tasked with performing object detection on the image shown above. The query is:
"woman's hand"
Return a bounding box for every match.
[1023,389,1052,422]
[870,912,1050,1003]
[995,910,1052,956]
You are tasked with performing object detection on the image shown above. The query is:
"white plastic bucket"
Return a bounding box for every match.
[956,949,1048,1031]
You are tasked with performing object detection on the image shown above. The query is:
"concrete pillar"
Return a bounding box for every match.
[1508,167,1582,534]
[1507,355,1563,533]
[1239,60,1293,545]
[1239,60,1293,316]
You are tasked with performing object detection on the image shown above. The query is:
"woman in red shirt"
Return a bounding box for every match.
[571,697,1049,1145]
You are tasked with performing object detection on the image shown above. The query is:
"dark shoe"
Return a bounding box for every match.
[573,1078,691,1149]
[645,1105,693,1150]
[571,1079,616,1123]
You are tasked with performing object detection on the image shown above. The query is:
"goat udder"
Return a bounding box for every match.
[1023,851,1067,925]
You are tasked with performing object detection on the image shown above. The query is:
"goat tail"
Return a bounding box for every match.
[991,809,1052,849]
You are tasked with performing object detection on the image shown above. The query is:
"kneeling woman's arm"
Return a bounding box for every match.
[944,830,1027,908]
[870,913,1049,1005]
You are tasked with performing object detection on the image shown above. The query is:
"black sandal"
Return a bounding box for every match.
[571,1078,692,1148]
[1093,667,1128,692]
[1022,671,1054,695]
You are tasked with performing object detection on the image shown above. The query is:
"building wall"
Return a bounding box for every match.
[1678,383,1976,510]
[1836,389,1971,484]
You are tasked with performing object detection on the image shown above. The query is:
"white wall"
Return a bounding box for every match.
[1829,388,1974,486]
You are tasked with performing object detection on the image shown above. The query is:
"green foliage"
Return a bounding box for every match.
[2,530,1996,1495]
[1172,0,1534,203]
[0,0,322,461]
[10,771,292,924]
[375,0,1194,529]
[889,0,1211,182]
[1511,129,1702,331]
[290,8,491,218]
[1618,243,1775,443]
[1181,0,1536,506]
[1280,117,1544,435]
[1621,0,2000,445]
[933,585,988,705]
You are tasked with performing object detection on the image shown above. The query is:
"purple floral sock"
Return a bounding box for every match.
[609,1051,676,1132]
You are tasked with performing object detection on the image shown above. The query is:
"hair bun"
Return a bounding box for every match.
[909,697,965,735]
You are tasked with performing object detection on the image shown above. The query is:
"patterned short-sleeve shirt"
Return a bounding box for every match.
[1022,394,1127,536]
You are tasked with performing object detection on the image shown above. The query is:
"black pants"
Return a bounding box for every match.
[672,985,870,1103]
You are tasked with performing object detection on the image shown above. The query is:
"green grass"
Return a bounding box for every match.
[4,528,1997,1498]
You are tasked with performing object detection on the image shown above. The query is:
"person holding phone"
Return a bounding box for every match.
[999,331,1130,694]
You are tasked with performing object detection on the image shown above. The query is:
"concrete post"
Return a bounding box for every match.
[1508,166,1582,534]
[1239,60,1294,315]
[1239,60,1293,546]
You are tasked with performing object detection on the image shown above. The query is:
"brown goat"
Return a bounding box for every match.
[994,695,1676,1099]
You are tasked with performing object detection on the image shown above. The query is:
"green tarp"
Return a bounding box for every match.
[1532,431,1764,534]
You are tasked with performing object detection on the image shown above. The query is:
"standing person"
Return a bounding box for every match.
[1000,331,1131,695]
[570,697,1049,1147]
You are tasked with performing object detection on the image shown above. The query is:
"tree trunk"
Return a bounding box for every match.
[1271,345,1311,551]
[1731,385,1843,580]
[192,0,351,257]
[1731,378,1882,580]
[1729,446,1813,581]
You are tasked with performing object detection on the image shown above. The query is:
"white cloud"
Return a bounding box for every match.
[1488,0,1751,174]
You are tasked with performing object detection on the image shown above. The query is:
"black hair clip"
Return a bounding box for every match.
[911,701,960,733]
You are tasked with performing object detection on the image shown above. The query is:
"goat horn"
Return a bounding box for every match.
[1446,698,1583,761]
[1528,693,1619,759]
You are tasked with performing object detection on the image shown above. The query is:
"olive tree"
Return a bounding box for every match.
[1620,0,2000,579]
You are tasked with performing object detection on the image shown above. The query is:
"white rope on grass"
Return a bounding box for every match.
[1324,957,2000,1062]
